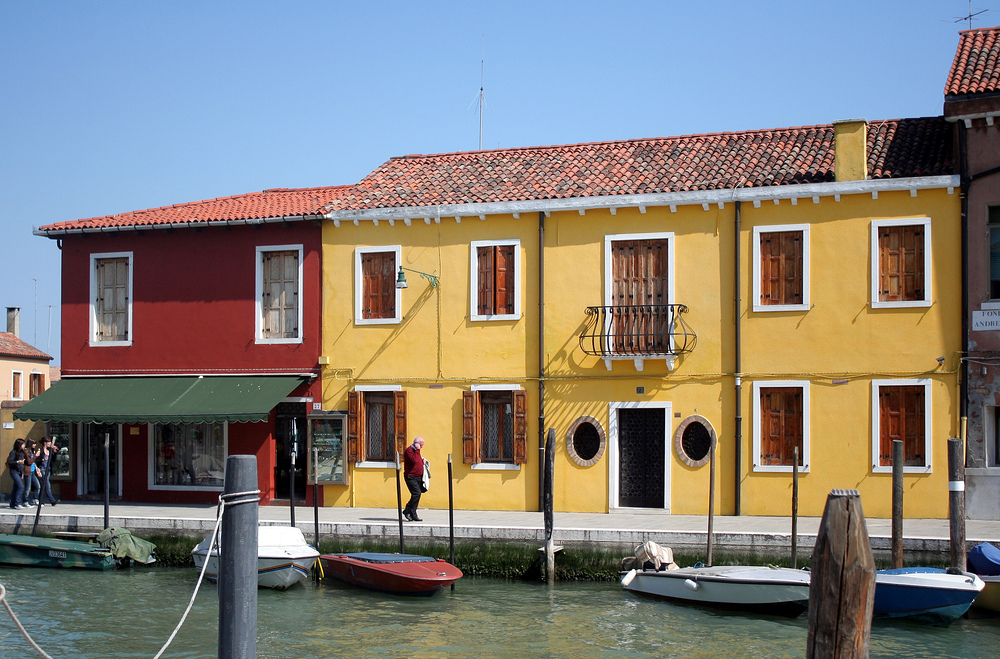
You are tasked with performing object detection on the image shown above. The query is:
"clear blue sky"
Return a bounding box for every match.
[0,1,990,365]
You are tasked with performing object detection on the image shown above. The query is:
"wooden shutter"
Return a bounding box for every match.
[495,245,514,314]
[262,251,298,338]
[462,391,478,464]
[362,252,396,319]
[610,240,669,353]
[477,246,494,315]
[513,389,527,464]
[879,226,924,302]
[760,388,801,466]
[879,386,925,466]
[760,231,803,305]
[394,391,407,459]
[96,257,129,340]
[347,391,360,462]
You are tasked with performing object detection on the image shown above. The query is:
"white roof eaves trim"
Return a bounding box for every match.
[33,213,325,238]
[323,175,960,222]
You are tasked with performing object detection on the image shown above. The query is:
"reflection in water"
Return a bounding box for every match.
[0,567,998,658]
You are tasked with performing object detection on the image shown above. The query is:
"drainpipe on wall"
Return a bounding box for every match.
[538,211,546,512]
[959,122,970,452]
[734,201,742,516]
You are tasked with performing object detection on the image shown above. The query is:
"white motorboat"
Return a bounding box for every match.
[621,563,812,616]
[192,525,320,590]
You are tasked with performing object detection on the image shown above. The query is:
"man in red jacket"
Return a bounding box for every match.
[402,436,425,521]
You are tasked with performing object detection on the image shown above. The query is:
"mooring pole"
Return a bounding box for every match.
[289,419,297,528]
[219,455,258,659]
[543,428,555,585]
[103,431,110,530]
[807,489,875,659]
[948,437,967,571]
[313,446,320,550]
[892,439,904,569]
[395,451,405,554]
[707,436,716,567]
[791,446,799,569]
[448,453,455,591]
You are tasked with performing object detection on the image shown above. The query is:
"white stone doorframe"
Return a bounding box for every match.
[608,400,671,513]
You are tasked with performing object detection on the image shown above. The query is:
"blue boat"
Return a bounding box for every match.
[874,567,985,624]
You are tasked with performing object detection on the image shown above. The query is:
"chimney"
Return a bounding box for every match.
[833,119,868,182]
[6,307,20,337]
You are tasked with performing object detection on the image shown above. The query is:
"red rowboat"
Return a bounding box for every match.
[321,552,463,596]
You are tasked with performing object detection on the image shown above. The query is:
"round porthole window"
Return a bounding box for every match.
[566,416,606,467]
[673,415,717,468]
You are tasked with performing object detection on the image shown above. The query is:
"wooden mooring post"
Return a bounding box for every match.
[948,437,966,572]
[543,428,556,585]
[807,489,875,659]
[791,446,798,569]
[219,455,259,659]
[891,439,904,569]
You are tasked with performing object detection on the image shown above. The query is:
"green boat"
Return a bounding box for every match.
[0,533,115,570]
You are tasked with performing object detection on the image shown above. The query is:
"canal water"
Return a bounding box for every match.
[1,566,999,658]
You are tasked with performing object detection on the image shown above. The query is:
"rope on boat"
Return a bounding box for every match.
[0,582,54,659]
[152,489,260,659]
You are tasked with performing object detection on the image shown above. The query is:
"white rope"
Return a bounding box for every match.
[0,582,54,659]
[152,489,260,659]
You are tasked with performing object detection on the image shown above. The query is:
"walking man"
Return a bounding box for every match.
[402,436,425,521]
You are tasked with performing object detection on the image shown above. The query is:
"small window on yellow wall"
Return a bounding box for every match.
[462,388,527,465]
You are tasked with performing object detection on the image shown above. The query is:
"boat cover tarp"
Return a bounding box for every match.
[343,552,438,564]
[969,542,1000,576]
[98,528,156,564]
[12,375,307,424]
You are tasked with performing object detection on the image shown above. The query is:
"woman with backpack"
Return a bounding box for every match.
[6,438,25,509]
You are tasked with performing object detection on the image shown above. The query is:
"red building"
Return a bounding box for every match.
[17,187,346,505]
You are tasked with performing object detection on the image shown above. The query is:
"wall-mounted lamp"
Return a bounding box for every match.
[396,266,439,289]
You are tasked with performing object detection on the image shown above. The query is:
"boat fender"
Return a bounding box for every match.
[683,579,700,591]
[621,569,638,587]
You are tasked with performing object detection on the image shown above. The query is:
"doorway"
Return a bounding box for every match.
[82,423,121,497]
[274,402,308,501]
[609,401,670,511]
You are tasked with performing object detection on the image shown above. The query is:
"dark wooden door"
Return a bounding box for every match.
[618,408,665,508]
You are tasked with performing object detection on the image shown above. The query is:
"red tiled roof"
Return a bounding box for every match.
[39,186,351,233]
[0,333,51,361]
[325,118,953,212]
[945,26,1000,96]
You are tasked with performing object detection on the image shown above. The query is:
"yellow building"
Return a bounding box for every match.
[317,117,961,518]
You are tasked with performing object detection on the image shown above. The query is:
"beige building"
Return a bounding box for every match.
[1,307,54,500]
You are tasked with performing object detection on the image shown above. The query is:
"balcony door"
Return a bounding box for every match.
[609,237,671,354]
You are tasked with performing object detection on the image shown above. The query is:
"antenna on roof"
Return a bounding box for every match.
[468,35,488,150]
[955,1,988,29]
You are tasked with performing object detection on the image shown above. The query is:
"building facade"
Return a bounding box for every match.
[16,188,344,505]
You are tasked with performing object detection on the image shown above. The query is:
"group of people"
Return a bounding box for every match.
[6,437,59,510]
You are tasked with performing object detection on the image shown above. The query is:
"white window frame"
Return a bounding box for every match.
[10,370,23,401]
[870,218,932,309]
[608,400,671,512]
[469,239,521,321]
[984,405,1000,469]
[147,422,228,492]
[752,224,810,312]
[255,244,304,344]
[354,246,402,325]
[89,251,134,347]
[871,378,933,474]
[470,384,522,470]
[752,380,810,473]
[354,384,402,468]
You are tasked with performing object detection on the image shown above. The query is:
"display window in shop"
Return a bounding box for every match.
[152,422,226,489]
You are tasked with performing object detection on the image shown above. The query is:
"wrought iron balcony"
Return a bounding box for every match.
[579,304,696,371]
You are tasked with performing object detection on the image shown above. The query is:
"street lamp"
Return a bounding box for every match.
[396,266,439,288]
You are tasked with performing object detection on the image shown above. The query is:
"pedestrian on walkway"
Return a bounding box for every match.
[36,437,58,505]
[23,439,40,506]
[6,439,26,509]
[402,436,425,522]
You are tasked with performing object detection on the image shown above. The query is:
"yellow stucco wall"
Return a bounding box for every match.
[320,185,961,518]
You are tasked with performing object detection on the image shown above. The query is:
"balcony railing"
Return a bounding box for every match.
[579,304,696,371]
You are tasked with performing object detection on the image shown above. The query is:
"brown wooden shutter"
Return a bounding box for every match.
[760,387,802,466]
[347,391,360,462]
[394,391,407,459]
[879,386,924,467]
[362,252,396,319]
[760,232,802,305]
[879,226,924,302]
[513,389,527,464]
[477,246,493,315]
[496,244,514,314]
[462,391,478,464]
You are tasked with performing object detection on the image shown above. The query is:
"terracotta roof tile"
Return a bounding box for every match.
[40,185,351,233]
[324,118,953,212]
[945,26,1000,96]
[0,333,51,361]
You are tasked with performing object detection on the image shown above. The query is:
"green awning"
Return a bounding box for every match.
[13,376,308,424]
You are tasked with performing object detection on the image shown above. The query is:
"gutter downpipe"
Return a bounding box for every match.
[734,201,742,516]
[538,211,546,512]
[960,123,970,454]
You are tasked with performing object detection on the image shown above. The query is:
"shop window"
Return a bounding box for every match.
[45,421,73,480]
[152,422,226,488]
